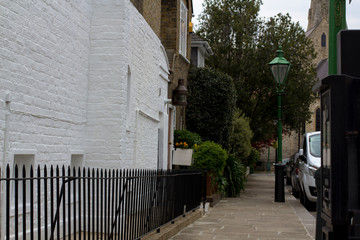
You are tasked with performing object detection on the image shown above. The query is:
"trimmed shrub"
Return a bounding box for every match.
[186,67,237,149]
[192,141,228,194]
[192,141,227,177]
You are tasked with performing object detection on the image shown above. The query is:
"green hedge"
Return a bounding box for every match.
[192,141,227,177]
[186,67,236,149]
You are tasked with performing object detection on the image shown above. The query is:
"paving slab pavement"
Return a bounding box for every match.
[170,173,316,240]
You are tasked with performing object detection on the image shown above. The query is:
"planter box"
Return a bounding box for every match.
[173,149,193,166]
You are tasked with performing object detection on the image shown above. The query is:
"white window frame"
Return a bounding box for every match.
[179,1,188,57]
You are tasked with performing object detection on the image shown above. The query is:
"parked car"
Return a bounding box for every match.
[285,153,299,185]
[291,154,301,198]
[298,131,321,210]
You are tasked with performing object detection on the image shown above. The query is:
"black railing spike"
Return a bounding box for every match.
[6,164,10,240]
[44,164,48,240]
[37,165,41,240]
[91,167,95,240]
[30,164,34,240]
[21,164,26,240]
[14,164,19,240]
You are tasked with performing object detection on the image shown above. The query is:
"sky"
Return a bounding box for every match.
[192,0,360,32]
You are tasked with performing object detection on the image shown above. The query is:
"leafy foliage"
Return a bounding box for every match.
[192,141,227,177]
[186,67,237,149]
[197,0,317,143]
[174,130,202,149]
[229,110,253,159]
[223,155,246,197]
[251,14,317,140]
[243,148,260,167]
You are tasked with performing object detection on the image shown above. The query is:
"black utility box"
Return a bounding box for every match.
[320,75,360,239]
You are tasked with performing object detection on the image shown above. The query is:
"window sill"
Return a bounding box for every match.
[179,52,190,65]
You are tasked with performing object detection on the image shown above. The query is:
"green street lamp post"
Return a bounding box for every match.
[329,0,347,75]
[269,46,290,202]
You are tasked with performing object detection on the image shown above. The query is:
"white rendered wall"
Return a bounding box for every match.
[0,0,170,169]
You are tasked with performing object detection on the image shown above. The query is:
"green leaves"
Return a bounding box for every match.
[229,111,253,159]
[197,1,317,143]
[174,130,202,149]
[223,154,246,197]
[192,141,227,177]
[186,67,237,149]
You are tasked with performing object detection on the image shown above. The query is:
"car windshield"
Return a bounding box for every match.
[309,134,321,157]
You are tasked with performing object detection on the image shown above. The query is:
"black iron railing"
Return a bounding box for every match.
[0,165,206,240]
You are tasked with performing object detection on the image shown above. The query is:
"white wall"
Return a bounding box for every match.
[85,0,170,169]
[0,0,170,169]
[0,0,92,168]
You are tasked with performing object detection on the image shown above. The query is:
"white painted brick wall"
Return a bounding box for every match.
[0,0,92,167]
[1,0,170,169]
[86,0,169,169]
[0,1,170,238]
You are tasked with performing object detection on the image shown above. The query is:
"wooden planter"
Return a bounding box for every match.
[173,149,193,166]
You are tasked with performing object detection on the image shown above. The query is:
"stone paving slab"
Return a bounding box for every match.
[170,173,315,240]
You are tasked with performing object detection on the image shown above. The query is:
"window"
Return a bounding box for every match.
[12,154,35,205]
[71,154,83,202]
[179,1,188,57]
[302,136,307,157]
[71,154,84,171]
[309,134,321,157]
[321,33,326,47]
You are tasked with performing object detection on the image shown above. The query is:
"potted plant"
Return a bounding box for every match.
[173,130,201,166]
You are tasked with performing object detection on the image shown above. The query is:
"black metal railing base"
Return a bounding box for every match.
[1,165,206,240]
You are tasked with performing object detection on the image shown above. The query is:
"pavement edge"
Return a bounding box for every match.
[142,208,204,240]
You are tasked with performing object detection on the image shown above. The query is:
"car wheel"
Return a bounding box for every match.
[302,189,315,211]
[303,191,311,210]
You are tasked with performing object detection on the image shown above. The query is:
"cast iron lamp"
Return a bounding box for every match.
[269,45,290,202]
[269,45,290,164]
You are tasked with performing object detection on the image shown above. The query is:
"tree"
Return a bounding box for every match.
[229,110,253,160]
[186,67,237,149]
[197,0,317,143]
[246,14,317,142]
[198,0,262,77]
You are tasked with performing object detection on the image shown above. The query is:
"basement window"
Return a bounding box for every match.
[71,154,84,172]
[12,154,35,206]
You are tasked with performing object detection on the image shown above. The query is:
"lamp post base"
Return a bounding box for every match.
[274,163,285,202]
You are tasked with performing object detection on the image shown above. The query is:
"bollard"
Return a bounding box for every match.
[274,163,285,202]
